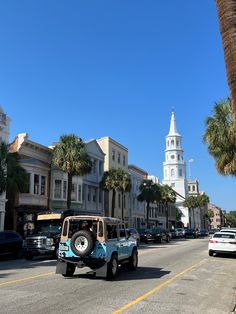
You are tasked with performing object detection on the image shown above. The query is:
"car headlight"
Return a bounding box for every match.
[46,238,54,245]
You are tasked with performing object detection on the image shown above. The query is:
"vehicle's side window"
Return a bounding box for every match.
[63,220,69,237]
[98,221,103,237]
[107,224,117,239]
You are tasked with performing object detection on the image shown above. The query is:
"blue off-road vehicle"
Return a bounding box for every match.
[56,216,138,280]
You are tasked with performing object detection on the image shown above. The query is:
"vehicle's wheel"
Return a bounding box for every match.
[25,253,33,260]
[127,249,138,271]
[62,263,76,277]
[70,230,95,257]
[107,254,118,280]
[208,250,214,257]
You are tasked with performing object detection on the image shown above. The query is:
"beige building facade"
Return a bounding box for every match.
[97,137,129,221]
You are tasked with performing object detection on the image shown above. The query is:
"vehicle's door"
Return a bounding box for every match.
[0,232,7,254]
[118,224,129,260]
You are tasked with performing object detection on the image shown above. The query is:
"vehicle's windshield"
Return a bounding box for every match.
[35,220,62,236]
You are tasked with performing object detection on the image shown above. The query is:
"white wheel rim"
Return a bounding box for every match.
[112,258,117,275]
[75,236,88,252]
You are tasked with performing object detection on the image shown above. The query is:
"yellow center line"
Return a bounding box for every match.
[113,259,208,314]
[0,272,55,287]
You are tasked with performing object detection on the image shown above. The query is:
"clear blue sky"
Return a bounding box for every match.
[0,1,234,211]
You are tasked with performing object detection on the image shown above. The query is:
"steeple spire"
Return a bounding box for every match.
[168,111,180,136]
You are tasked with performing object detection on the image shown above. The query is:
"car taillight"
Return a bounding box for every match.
[210,240,218,243]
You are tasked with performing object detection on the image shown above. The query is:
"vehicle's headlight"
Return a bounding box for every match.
[46,238,54,245]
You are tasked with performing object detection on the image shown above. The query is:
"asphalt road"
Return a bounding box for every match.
[0,238,235,314]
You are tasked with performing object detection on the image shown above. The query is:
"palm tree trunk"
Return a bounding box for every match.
[192,207,195,228]
[215,0,236,127]
[146,201,150,228]
[67,172,73,209]
[111,189,116,217]
[165,203,169,229]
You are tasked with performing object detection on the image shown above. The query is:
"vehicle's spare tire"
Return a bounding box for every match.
[70,230,95,257]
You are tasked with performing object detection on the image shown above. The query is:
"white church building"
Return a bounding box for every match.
[162,112,189,227]
[0,106,10,231]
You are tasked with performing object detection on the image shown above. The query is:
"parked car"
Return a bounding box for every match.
[0,230,23,258]
[198,229,209,237]
[208,231,236,256]
[56,216,138,279]
[138,229,155,243]
[219,228,236,235]
[127,228,140,245]
[184,228,198,238]
[175,228,185,238]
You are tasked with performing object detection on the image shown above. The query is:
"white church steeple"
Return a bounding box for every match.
[162,112,189,226]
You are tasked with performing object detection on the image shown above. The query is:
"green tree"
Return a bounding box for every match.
[53,134,92,209]
[203,99,236,176]
[100,167,129,217]
[205,209,214,226]
[225,211,236,227]
[137,180,162,228]
[198,194,210,228]
[183,196,200,228]
[0,142,28,229]
[215,0,236,126]
[160,184,176,229]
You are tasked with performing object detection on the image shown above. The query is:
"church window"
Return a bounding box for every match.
[193,185,195,192]
[171,155,175,159]
[171,140,174,147]
[176,140,179,147]
[178,154,180,161]
[179,169,183,177]
[171,169,174,176]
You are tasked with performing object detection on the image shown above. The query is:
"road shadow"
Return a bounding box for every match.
[213,253,236,260]
[64,266,171,282]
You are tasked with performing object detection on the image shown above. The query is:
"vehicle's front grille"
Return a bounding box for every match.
[26,237,46,249]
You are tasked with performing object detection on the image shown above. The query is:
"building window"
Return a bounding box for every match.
[99,161,102,175]
[63,181,67,199]
[93,188,96,202]
[78,184,82,202]
[123,155,126,166]
[178,154,180,161]
[176,140,179,147]
[171,140,174,147]
[41,176,46,195]
[112,150,115,161]
[171,155,175,159]
[92,159,97,174]
[171,183,175,188]
[188,185,191,191]
[192,185,195,191]
[71,183,77,201]
[34,174,39,194]
[25,173,31,193]
[171,169,174,176]
[87,186,91,202]
[118,152,121,164]
[99,189,102,203]
[54,180,62,199]
[179,169,183,177]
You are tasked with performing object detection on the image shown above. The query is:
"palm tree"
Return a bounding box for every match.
[198,194,210,229]
[215,0,236,126]
[183,196,199,228]
[117,169,131,221]
[53,134,92,209]
[137,180,162,228]
[0,142,28,229]
[160,184,176,229]
[203,99,236,176]
[100,168,127,217]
